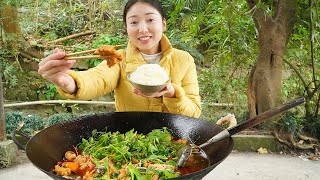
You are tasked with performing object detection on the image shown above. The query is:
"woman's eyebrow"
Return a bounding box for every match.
[128,15,137,19]
[127,12,157,19]
[145,12,157,16]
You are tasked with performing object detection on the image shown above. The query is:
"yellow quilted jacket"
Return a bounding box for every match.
[57,34,201,118]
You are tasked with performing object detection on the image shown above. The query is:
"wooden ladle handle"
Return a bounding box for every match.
[229,96,305,135]
[199,97,305,148]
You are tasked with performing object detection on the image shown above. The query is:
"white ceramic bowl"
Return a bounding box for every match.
[128,75,170,95]
[128,64,170,95]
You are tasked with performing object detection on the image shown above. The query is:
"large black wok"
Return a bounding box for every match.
[12,97,305,180]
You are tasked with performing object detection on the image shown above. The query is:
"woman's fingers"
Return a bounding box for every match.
[132,84,175,98]
[45,72,77,93]
[38,59,75,75]
[39,50,66,66]
[40,65,71,80]
[53,48,64,54]
[38,58,76,88]
[133,88,163,98]
[162,84,175,98]
[37,49,77,93]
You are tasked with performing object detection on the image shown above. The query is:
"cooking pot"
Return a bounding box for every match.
[12,97,305,180]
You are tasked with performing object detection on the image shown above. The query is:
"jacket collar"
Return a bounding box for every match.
[125,34,173,75]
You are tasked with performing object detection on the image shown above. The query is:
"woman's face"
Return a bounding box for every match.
[126,2,166,55]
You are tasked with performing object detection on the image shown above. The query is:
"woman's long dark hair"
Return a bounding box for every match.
[123,0,165,26]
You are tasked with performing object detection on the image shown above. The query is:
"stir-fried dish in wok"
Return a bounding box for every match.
[53,128,209,180]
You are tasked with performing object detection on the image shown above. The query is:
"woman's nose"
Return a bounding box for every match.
[138,22,148,33]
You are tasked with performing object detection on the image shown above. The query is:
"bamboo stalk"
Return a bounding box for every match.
[47,31,96,44]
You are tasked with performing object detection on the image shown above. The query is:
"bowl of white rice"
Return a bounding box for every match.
[128,64,170,95]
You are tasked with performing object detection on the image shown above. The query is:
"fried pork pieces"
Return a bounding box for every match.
[94,45,122,67]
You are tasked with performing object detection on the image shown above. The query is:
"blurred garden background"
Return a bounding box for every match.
[0,0,319,150]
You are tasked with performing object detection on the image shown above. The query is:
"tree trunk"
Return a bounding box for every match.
[0,1,43,60]
[0,70,6,141]
[0,2,21,49]
[246,0,297,120]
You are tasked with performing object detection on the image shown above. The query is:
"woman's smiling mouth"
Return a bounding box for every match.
[139,36,152,41]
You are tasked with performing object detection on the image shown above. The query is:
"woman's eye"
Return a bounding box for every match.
[147,19,155,22]
[130,21,138,25]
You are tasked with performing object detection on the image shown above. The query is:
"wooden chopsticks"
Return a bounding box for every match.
[64,49,97,57]
[64,44,125,60]
[64,55,108,60]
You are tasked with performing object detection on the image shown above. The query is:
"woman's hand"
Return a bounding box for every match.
[38,48,77,94]
[133,83,175,98]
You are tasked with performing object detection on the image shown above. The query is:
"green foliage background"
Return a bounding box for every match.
[0,0,319,137]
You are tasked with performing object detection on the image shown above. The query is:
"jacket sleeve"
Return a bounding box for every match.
[57,60,121,100]
[163,54,202,118]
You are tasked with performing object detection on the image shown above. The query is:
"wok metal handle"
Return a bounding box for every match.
[199,97,305,148]
[11,130,32,150]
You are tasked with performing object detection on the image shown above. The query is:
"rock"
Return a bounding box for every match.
[0,140,18,168]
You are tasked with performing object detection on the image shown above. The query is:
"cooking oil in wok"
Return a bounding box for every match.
[178,151,210,175]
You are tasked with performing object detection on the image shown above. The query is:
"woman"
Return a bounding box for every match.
[38,0,201,118]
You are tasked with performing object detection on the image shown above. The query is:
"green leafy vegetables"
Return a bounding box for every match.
[77,128,185,179]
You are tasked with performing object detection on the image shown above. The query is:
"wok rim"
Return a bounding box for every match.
[25,112,234,179]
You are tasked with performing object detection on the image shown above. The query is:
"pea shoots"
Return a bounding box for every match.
[77,127,186,179]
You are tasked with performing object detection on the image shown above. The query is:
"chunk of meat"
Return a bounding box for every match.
[65,151,76,161]
[74,155,95,171]
[117,166,129,179]
[174,139,188,145]
[74,155,87,165]
[152,174,159,180]
[95,45,117,56]
[95,45,122,67]
[147,163,175,171]
[54,165,72,176]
